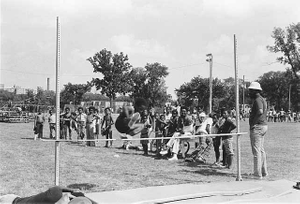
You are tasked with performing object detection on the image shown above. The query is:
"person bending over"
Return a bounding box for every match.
[115,98,148,136]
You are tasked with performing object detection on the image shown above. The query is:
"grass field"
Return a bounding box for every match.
[0,116,300,197]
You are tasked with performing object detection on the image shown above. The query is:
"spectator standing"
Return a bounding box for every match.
[140,109,152,155]
[94,109,102,141]
[154,114,168,156]
[34,111,45,139]
[48,109,56,139]
[76,107,87,140]
[248,82,268,179]
[218,110,236,169]
[61,107,72,140]
[86,106,97,147]
[101,107,114,148]
[279,108,285,122]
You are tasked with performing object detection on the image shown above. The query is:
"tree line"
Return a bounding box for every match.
[1,22,299,112]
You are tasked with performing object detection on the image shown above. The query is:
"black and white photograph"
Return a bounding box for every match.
[1,0,300,203]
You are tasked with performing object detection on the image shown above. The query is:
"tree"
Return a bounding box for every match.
[129,62,169,107]
[175,76,226,112]
[87,49,132,107]
[267,23,300,79]
[60,83,92,106]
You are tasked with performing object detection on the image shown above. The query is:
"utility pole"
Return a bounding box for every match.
[206,53,213,114]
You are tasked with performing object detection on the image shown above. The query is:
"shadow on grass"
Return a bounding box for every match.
[67,183,98,191]
[179,162,236,178]
[21,137,35,140]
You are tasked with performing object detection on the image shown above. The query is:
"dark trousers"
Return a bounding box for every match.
[142,143,148,155]
[213,136,221,162]
[13,186,62,204]
[105,130,113,147]
[36,122,43,138]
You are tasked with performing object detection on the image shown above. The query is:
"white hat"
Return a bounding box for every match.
[199,112,206,117]
[248,82,262,91]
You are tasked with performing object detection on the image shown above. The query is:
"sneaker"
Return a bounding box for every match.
[195,157,206,163]
[168,155,178,161]
[185,157,195,162]
[247,173,263,180]
[128,113,140,127]
[160,149,169,155]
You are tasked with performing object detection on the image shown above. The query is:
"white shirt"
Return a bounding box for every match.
[48,114,56,124]
[77,113,87,123]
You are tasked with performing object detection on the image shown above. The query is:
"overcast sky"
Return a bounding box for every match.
[1,0,300,98]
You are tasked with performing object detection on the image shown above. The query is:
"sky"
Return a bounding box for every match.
[1,0,300,99]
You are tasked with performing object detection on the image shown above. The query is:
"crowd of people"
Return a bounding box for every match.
[266,108,300,122]
[33,106,114,147]
[32,82,299,180]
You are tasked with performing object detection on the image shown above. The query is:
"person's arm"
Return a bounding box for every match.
[205,124,211,134]
[101,116,105,129]
[110,116,114,126]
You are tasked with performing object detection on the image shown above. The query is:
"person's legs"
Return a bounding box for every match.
[260,126,268,176]
[213,137,221,163]
[37,123,43,139]
[105,133,109,147]
[109,130,113,147]
[250,126,267,177]
[49,124,54,139]
[86,125,91,146]
[127,123,144,136]
[160,132,180,156]
[223,138,234,169]
[68,124,72,140]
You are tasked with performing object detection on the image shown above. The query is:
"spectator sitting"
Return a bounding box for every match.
[185,112,212,163]
[160,106,194,161]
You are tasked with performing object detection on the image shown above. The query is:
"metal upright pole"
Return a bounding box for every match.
[242,75,245,113]
[234,34,242,181]
[288,84,291,110]
[209,56,213,114]
[206,53,213,114]
[55,16,61,186]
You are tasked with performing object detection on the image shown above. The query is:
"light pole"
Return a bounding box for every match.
[206,53,213,113]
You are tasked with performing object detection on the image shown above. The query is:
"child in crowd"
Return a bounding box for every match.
[154,114,168,156]
[94,109,102,141]
[86,106,99,147]
[140,109,152,155]
[218,110,236,169]
[101,107,114,148]
[61,107,72,140]
[76,107,87,140]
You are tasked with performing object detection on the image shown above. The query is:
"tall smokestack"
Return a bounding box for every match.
[47,78,50,91]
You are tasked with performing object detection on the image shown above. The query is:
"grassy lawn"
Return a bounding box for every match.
[0,117,300,197]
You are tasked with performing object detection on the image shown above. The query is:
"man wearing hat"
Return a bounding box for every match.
[248,81,268,179]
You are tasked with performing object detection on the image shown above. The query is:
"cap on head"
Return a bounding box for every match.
[199,112,206,117]
[248,82,262,91]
